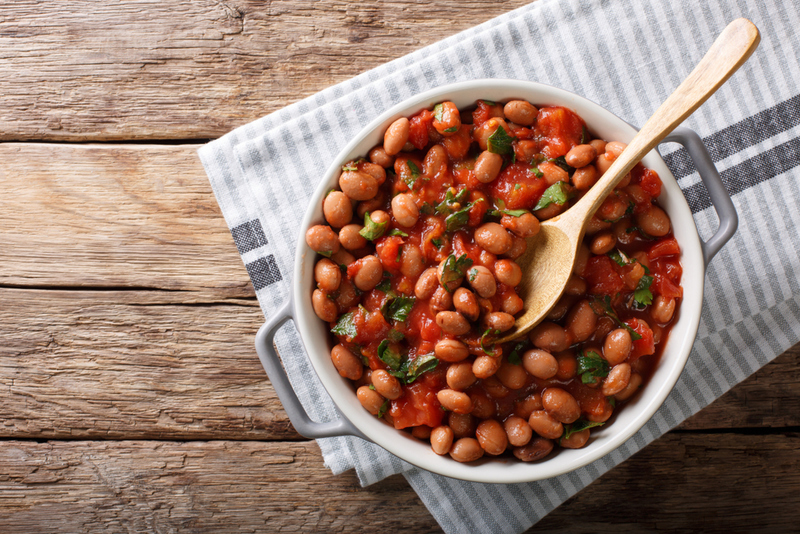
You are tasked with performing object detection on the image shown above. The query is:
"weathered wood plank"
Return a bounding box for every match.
[0,0,532,141]
[1,286,798,440]
[0,143,252,293]
[0,434,797,533]
[0,288,300,440]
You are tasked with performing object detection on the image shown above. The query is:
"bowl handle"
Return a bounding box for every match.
[663,127,738,266]
[255,299,368,440]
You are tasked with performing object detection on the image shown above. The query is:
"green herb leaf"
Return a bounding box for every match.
[387,329,405,342]
[386,295,416,322]
[548,155,571,172]
[607,249,629,267]
[562,419,605,441]
[342,164,358,172]
[318,250,332,258]
[481,99,496,106]
[406,353,439,384]
[443,126,458,133]
[577,351,609,384]
[531,166,544,178]
[404,160,422,189]
[633,275,654,307]
[433,103,445,122]
[580,125,589,145]
[440,254,473,292]
[377,399,390,418]
[607,396,617,408]
[480,328,500,356]
[534,182,573,211]
[388,228,408,237]
[431,238,443,249]
[377,339,403,371]
[376,279,393,294]
[419,202,434,215]
[445,203,472,232]
[590,296,643,340]
[487,125,515,155]
[507,342,526,365]
[435,187,470,216]
[330,311,358,339]
[514,183,523,190]
[368,384,376,390]
[359,212,388,241]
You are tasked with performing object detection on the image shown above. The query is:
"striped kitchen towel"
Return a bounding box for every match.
[198,0,800,532]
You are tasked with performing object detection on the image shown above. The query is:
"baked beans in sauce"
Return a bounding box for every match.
[307,99,682,463]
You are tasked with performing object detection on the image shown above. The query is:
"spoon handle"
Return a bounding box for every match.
[564,18,760,232]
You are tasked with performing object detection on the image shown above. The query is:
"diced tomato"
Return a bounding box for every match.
[389,382,444,429]
[407,302,442,343]
[489,162,550,209]
[451,231,482,266]
[440,124,472,160]
[652,258,683,283]
[467,193,490,227]
[351,307,391,346]
[638,168,663,198]
[648,237,681,260]
[534,106,585,158]
[584,256,625,295]
[408,109,433,150]
[625,318,655,360]
[375,236,404,273]
[361,288,388,313]
[472,99,502,127]
[652,272,683,299]
[567,382,613,420]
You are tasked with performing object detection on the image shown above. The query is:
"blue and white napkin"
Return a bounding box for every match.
[198,0,800,532]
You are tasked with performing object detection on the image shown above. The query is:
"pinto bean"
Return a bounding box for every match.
[504,416,533,447]
[314,258,341,293]
[432,101,461,136]
[436,311,471,335]
[483,376,509,399]
[472,355,501,379]
[501,212,540,239]
[565,144,597,168]
[474,222,513,255]
[603,328,632,365]
[501,293,524,315]
[560,429,590,449]
[484,312,515,333]
[555,350,578,380]
[513,437,554,461]
[637,205,671,236]
[494,259,522,287]
[384,117,410,156]
[353,255,383,291]
[530,322,570,352]
[306,225,340,256]
[369,146,394,168]
[312,289,338,322]
[473,117,510,151]
[605,141,627,159]
[339,170,378,201]
[503,236,528,259]
[541,388,581,424]
[602,363,632,396]
[564,274,587,296]
[595,152,614,175]
[449,437,484,463]
[422,144,448,177]
[430,286,453,313]
[474,150,504,183]
[323,191,353,228]
[430,425,454,455]
[503,100,538,126]
[435,339,469,362]
[330,344,363,380]
[590,231,617,255]
[371,369,402,400]
[513,393,543,420]
[453,287,480,322]
[469,392,495,419]
[538,161,569,185]
[476,419,508,456]
[615,372,643,401]
[495,360,528,390]
[565,299,598,343]
[437,389,473,414]
[572,164,598,190]
[400,244,425,279]
[360,161,387,185]
[466,266,497,298]
[522,349,558,379]
[651,295,677,324]
[391,193,419,228]
[357,385,385,415]
[338,224,367,251]
[333,279,359,310]
[448,412,476,439]
[446,362,477,391]
[415,268,439,300]
[589,139,607,155]
[528,410,563,439]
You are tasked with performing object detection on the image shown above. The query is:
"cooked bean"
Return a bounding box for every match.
[306,225,340,256]
[605,141,627,159]
[616,172,632,189]
[339,170,378,201]
[473,117,509,150]
[312,289,338,322]
[448,413,476,438]
[477,297,493,315]
[542,388,581,424]
[478,248,496,267]
[400,244,425,278]
[565,144,597,168]
[651,295,676,324]
[476,419,508,455]
[368,210,390,226]
[528,410,564,439]
[446,362,477,391]
[530,322,570,352]
[501,212,540,239]
[565,299,598,343]
[555,350,578,380]
[356,190,387,218]
[590,231,617,255]
[503,236,527,259]
[513,393,543,420]
[415,267,439,300]
[357,385,385,415]
[438,258,464,293]
[636,205,670,236]
[430,425,454,455]
[473,355,501,379]
[437,389,473,414]
[538,161,569,185]
[436,311,471,335]
[603,328,632,365]
[474,150,504,183]
[522,349,558,379]
[474,222,513,255]
[432,101,461,136]
[560,429,590,449]
[598,194,629,222]
[501,292,524,315]
[602,363,632,396]
[353,255,383,291]
[564,274,587,296]
[572,164,598,190]
[503,416,533,447]
[595,152,614,175]
[384,117,410,156]
[449,437,484,463]
[435,338,469,362]
[615,372,643,401]
[369,146,394,168]
[334,279,359,310]
[430,286,453,313]
[466,266,497,298]
[453,287,480,321]
[495,360,528,390]
[354,368,372,389]
[470,392,495,419]
[482,376,510,398]
[412,425,432,439]
[423,144,448,177]
[534,201,564,221]
[546,295,573,321]
[331,344,363,380]
[589,139,607,155]
[314,258,342,293]
[513,437,554,461]
[515,139,538,162]
[338,224,367,251]
[360,162,387,185]
[503,100,537,125]
[390,193,419,228]
[371,369,402,400]
[484,312,515,333]
[323,191,353,228]
[574,243,590,276]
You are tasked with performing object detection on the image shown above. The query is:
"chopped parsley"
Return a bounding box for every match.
[359,212,388,241]
[377,399,390,418]
[445,203,473,232]
[388,228,408,237]
[577,350,609,384]
[377,339,403,371]
[548,155,571,172]
[531,166,544,178]
[580,125,589,145]
[440,254,473,292]
[431,237,443,249]
[488,198,529,218]
[330,311,358,340]
[514,183,523,190]
[405,353,439,383]
[435,187,469,216]
[534,181,573,210]
[480,328,500,356]
[376,278,393,295]
[562,419,605,441]
[405,160,422,188]
[507,342,526,365]
[590,295,643,340]
[633,275,654,307]
[341,163,358,172]
[385,295,416,322]
[487,125,515,155]
[433,103,445,122]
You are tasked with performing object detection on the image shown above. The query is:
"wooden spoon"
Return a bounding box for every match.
[497,18,760,344]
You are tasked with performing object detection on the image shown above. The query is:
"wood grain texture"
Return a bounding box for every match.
[0,434,797,533]
[0,0,531,141]
[0,143,252,293]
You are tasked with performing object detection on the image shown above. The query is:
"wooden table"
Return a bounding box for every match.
[1,2,798,532]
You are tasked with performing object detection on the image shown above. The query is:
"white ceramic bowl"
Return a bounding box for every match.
[282,79,722,484]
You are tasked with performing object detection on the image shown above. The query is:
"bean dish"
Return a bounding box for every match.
[305,98,682,463]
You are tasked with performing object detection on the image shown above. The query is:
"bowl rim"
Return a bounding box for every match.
[292,79,705,483]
